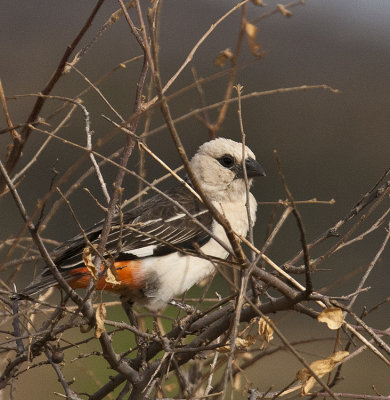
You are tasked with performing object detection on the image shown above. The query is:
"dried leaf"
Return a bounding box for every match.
[245,22,263,57]
[233,373,242,391]
[95,303,106,339]
[236,335,256,349]
[277,4,293,17]
[218,335,256,353]
[297,351,349,394]
[317,307,344,330]
[82,246,98,281]
[251,0,265,6]
[258,316,274,348]
[301,377,317,395]
[215,48,234,67]
[105,264,121,286]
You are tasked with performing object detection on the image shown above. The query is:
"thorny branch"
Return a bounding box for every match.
[1,1,389,400]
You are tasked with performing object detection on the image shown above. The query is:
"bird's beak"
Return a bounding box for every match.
[236,157,266,179]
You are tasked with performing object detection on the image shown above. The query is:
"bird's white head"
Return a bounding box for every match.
[190,138,265,202]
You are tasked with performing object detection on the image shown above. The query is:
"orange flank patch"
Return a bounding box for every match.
[67,260,144,292]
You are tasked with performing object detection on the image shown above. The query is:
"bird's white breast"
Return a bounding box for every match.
[142,192,257,311]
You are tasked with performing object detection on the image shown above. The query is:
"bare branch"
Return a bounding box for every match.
[0,0,105,193]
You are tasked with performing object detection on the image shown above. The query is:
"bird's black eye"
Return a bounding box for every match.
[217,154,235,168]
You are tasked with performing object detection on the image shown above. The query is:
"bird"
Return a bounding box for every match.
[19,138,266,311]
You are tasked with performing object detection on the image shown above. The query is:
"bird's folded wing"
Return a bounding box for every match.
[47,185,213,273]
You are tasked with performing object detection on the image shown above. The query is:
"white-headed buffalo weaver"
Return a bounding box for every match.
[20,138,265,311]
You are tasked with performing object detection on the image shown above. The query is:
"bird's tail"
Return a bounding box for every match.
[12,273,59,300]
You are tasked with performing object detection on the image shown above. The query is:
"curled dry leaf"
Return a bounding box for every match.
[83,247,121,286]
[317,307,344,330]
[104,258,121,285]
[245,22,263,58]
[105,262,121,286]
[95,303,107,339]
[258,316,274,348]
[218,335,256,353]
[297,351,349,395]
[82,246,98,280]
[215,48,234,67]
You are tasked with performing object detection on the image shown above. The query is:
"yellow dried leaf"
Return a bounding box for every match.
[258,317,274,347]
[82,246,98,281]
[236,335,256,349]
[215,48,234,67]
[301,377,317,395]
[329,351,350,363]
[233,373,242,391]
[317,307,344,330]
[218,335,256,353]
[105,265,121,286]
[245,22,263,57]
[95,303,106,339]
[218,343,232,353]
[277,4,293,17]
[297,351,349,394]
[251,0,265,6]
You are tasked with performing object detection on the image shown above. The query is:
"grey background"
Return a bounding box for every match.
[1,1,389,398]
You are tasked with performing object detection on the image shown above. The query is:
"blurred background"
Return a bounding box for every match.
[1,1,389,398]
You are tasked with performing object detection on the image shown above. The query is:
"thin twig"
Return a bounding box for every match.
[274,150,312,294]
[11,105,77,184]
[0,0,105,193]
[69,64,124,122]
[0,80,21,147]
[143,84,339,138]
[210,5,248,136]
[347,220,390,310]
[149,1,247,268]
[145,0,251,109]
[45,348,81,400]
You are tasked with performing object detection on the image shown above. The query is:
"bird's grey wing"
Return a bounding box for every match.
[51,184,213,270]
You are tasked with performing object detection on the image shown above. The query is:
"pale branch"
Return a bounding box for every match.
[149,3,248,269]
[283,178,390,272]
[209,6,248,137]
[142,84,339,139]
[145,0,251,110]
[69,64,125,123]
[11,104,77,184]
